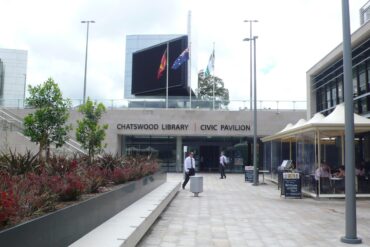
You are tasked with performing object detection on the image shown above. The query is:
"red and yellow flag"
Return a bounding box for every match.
[157,48,167,79]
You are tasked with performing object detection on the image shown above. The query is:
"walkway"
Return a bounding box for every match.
[138,173,370,247]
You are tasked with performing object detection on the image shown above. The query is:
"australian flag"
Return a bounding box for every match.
[171,48,189,70]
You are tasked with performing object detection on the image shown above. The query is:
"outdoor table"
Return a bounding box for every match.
[330,177,343,194]
[258,170,269,184]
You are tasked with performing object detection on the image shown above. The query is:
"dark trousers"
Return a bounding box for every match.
[182,172,190,188]
[219,165,226,178]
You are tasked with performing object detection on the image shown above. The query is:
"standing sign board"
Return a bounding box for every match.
[283,172,302,198]
[245,166,254,182]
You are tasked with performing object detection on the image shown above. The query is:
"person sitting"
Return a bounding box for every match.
[333,165,345,178]
[314,164,332,193]
[331,165,345,193]
[355,162,365,177]
[356,161,367,193]
[314,164,331,181]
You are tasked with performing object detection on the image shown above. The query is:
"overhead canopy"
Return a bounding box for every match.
[262,104,370,142]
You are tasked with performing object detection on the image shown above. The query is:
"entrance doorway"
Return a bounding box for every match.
[199,146,219,172]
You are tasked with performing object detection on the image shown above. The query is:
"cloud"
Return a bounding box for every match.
[260,60,277,75]
[0,0,366,104]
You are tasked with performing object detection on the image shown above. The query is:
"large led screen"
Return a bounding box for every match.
[132,36,188,96]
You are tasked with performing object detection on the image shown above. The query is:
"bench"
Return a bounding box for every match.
[70,181,180,247]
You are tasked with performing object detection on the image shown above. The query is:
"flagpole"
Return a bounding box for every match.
[212,42,215,110]
[188,10,192,109]
[166,42,169,109]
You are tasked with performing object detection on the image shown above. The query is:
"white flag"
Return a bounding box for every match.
[204,50,215,77]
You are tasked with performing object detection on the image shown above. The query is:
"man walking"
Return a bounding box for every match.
[219,151,227,179]
[182,152,195,189]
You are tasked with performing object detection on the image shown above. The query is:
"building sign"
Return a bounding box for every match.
[116,123,189,131]
[199,124,250,131]
[116,123,250,132]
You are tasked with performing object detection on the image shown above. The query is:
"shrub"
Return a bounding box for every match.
[141,160,160,176]
[109,156,160,184]
[0,191,18,226]
[22,173,59,215]
[96,153,123,170]
[0,152,159,229]
[2,173,59,220]
[0,149,39,175]
[42,155,80,176]
[56,173,86,201]
[83,166,108,193]
[111,167,129,184]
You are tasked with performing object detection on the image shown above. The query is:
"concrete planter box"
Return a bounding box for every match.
[0,172,166,247]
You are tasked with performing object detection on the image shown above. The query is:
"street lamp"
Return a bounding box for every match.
[244,20,258,111]
[81,20,95,104]
[243,36,258,185]
[340,0,361,244]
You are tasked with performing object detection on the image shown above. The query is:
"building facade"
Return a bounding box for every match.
[307,21,370,118]
[307,17,370,164]
[6,107,306,173]
[277,16,370,197]
[360,0,370,25]
[0,48,27,107]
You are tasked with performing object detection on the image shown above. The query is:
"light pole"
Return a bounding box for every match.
[81,20,95,104]
[243,36,258,185]
[244,20,258,111]
[340,0,361,244]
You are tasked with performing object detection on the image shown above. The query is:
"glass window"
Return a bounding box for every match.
[326,86,331,108]
[353,68,358,97]
[331,84,337,106]
[271,140,282,180]
[354,99,360,114]
[360,96,370,114]
[316,88,326,112]
[0,59,4,98]
[359,64,366,95]
[125,136,176,172]
[367,62,370,91]
[296,133,316,194]
[337,79,343,103]
[263,142,271,171]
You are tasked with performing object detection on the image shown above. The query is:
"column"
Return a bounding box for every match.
[117,135,126,157]
[176,136,182,172]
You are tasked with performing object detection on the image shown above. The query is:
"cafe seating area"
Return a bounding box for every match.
[262,104,370,198]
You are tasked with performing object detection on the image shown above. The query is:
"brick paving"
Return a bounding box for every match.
[138,173,370,247]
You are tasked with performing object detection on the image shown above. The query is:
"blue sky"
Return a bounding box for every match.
[0,0,366,103]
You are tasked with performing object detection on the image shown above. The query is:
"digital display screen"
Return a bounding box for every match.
[132,36,188,96]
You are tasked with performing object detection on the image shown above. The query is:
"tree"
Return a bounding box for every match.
[24,78,72,161]
[76,98,108,164]
[197,70,230,108]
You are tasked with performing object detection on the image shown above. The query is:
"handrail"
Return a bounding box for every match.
[0,107,87,155]
[1,98,307,111]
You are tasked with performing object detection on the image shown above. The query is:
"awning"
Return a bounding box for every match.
[262,104,370,142]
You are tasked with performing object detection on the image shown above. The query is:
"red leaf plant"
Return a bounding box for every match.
[0,190,18,227]
[54,172,86,201]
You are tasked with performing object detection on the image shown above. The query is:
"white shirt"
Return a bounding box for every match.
[184,156,195,172]
[220,155,227,166]
[314,167,331,181]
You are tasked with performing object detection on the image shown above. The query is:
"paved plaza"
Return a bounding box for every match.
[138,173,370,247]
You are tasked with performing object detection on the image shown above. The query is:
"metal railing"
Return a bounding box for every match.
[1,98,307,111]
[0,107,87,155]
